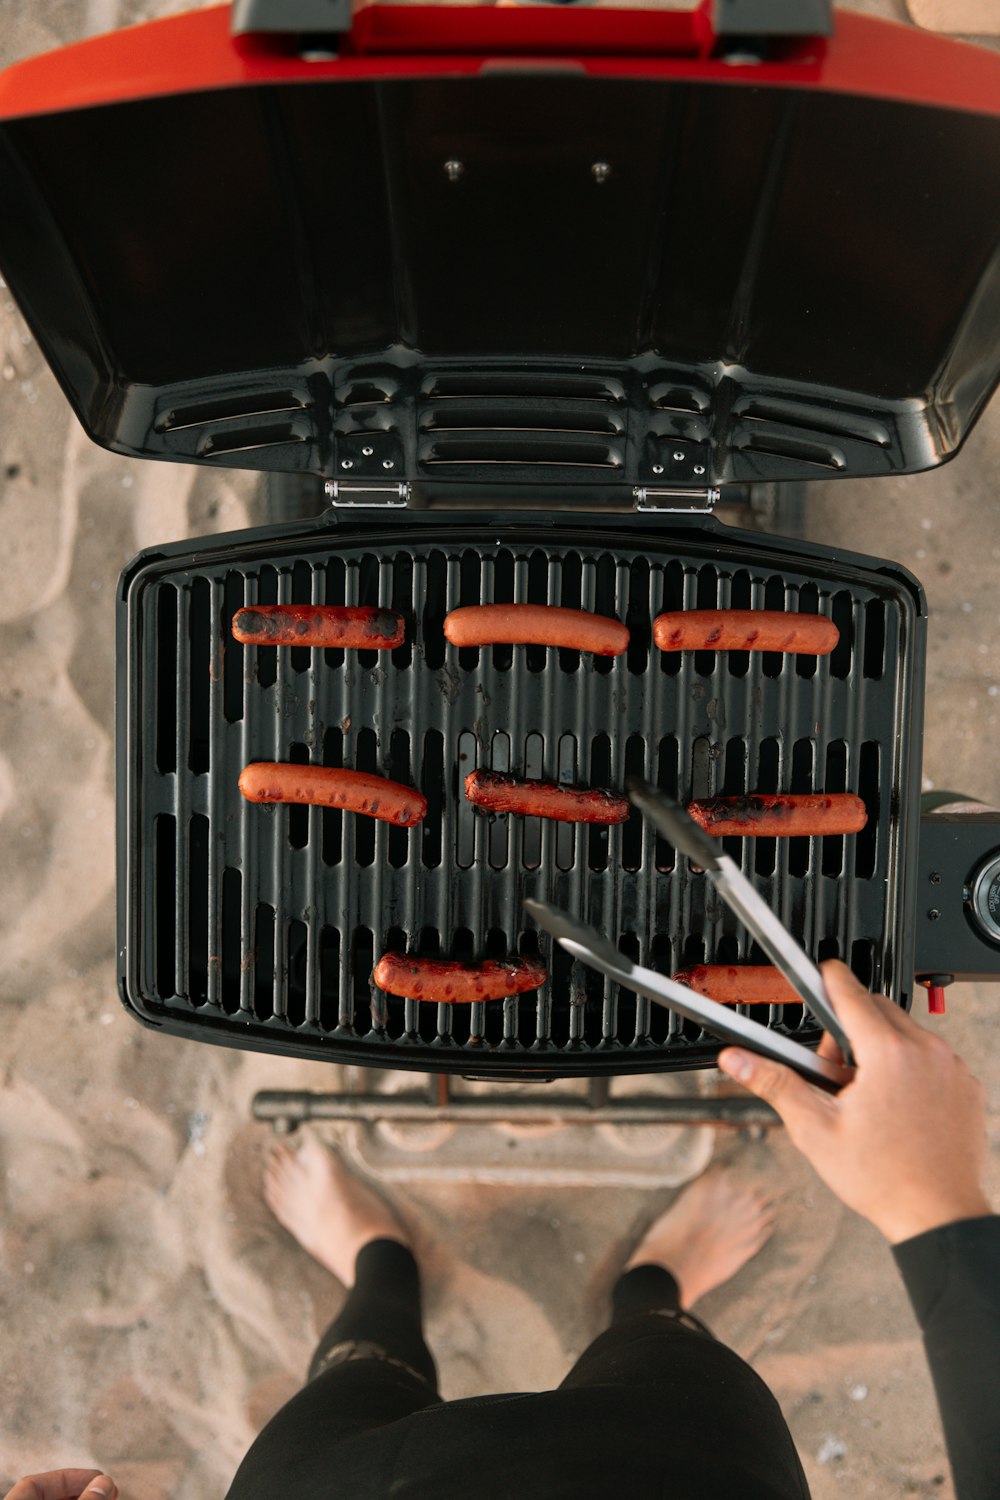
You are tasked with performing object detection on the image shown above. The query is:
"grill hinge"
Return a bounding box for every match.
[633,485,720,513]
[324,480,411,506]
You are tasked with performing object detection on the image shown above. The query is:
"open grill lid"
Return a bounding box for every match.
[0,4,998,495]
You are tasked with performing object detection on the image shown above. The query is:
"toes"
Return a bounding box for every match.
[263,1167,289,1201]
[747,1215,776,1250]
[263,1149,297,1203]
[262,1165,286,1202]
[296,1131,329,1168]
[268,1141,313,1183]
[736,1186,775,1220]
[263,1156,287,1186]
[263,1172,295,1225]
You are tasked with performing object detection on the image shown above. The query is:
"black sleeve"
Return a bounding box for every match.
[891,1216,1000,1500]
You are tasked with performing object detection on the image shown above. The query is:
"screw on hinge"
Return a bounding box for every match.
[340,459,354,470]
[362,445,374,457]
[927,908,941,921]
[929,871,941,884]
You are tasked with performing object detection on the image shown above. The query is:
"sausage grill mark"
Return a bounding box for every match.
[444,603,629,656]
[465,769,629,824]
[373,953,547,1003]
[653,610,838,656]
[232,604,405,650]
[672,964,802,1006]
[688,793,867,837]
[238,763,426,827]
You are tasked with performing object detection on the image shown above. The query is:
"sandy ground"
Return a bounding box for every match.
[1,5,999,1499]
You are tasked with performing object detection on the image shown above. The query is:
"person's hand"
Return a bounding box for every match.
[718,960,992,1245]
[2,1472,117,1500]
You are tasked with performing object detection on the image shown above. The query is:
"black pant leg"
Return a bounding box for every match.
[560,1263,711,1393]
[308,1238,438,1388]
[556,1265,812,1499]
[609,1262,684,1319]
[224,1240,440,1500]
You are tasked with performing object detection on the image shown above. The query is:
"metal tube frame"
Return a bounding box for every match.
[252,1074,779,1134]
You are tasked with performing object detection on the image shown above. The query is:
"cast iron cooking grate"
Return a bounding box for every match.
[118,521,921,1077]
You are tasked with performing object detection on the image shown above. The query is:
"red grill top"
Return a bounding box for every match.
[0,1,997,489]
[0,4,998,122]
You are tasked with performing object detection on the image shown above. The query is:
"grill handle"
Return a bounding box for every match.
[231,0,834,57]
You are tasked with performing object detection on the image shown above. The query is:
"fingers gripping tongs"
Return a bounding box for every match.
[524,779,854,1095]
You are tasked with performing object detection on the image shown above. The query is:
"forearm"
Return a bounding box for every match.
[892,1216,1000,1500]
[717,964,996,1490]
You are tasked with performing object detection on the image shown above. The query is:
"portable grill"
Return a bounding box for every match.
[1,1,999,1094]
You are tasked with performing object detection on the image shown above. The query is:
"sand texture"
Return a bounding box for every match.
[2,4,1000,1498]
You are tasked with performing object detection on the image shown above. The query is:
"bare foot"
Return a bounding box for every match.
[624,1168,775,1308]
[263,1130,409,1285]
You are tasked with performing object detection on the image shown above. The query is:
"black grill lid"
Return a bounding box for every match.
[0,5,998,490]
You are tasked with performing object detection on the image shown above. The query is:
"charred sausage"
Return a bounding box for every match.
[673,964,802,1006]
[239,763,426,827]
[444,604,629,656]
[232,604,405,650]
[465,769,630,824]
[687,793,867,837]
[373,953,547,1003]
[653,610,838,655]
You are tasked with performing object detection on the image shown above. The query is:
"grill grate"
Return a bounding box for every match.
[120,521,922,1077]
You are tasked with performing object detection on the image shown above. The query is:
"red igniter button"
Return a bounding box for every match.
[927,986,947,1015]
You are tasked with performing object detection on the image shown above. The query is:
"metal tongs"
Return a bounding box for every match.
[524,777,855,1095]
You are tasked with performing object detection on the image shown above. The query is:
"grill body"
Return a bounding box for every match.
[117,512,925,1078]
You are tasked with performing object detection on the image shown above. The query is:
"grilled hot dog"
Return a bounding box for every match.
[444,604,628,656]
[239,763,426,827]
[465,769,629,824]
[687,793,867,837]
[673,964,802,1006]
[373,953,547,1003]
[653,610,838,655]
[232,604,405,650]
